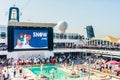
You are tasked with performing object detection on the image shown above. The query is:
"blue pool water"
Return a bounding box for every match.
[28,65,68,79]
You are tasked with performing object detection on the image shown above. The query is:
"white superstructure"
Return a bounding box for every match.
[0,22,120,59]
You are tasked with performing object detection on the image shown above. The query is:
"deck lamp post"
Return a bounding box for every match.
[40,64,43,77]
[88,57,91,80]
[85,49,91,80]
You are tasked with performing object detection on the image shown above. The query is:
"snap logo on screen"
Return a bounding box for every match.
[33,32,47,37]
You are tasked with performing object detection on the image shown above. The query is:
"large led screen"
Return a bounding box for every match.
[14,30,48,49]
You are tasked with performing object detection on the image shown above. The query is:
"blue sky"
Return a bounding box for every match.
[0,0,120,37]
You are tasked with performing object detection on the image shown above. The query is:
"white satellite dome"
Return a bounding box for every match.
[57,21,68,33]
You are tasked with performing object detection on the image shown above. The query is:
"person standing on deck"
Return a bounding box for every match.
[79,69,83,78]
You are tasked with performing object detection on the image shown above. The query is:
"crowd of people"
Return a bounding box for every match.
[0,54,75,80]
[54,43,120,51]
[0,54,120,80]
[0,64,23,80]
[86,58,120,76]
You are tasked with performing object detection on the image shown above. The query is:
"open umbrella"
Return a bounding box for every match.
[117,69,120,73]
[106,60,120,65]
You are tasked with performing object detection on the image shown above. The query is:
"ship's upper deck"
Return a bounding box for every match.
[8,22,57,28]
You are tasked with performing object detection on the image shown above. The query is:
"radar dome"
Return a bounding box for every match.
[57,21,68,33]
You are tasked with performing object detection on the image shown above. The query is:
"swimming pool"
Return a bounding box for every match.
[28,65,79,80]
